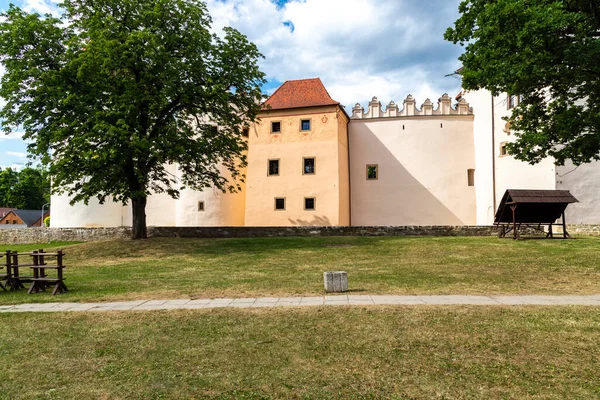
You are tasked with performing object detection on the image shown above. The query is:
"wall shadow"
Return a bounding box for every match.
[288,215,332,226]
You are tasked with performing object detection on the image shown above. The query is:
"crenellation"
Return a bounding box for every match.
[351,93,474,119]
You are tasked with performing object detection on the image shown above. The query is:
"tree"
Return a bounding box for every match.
[445,0,600,166]
[0,0,266,239]
[0,167,50,209]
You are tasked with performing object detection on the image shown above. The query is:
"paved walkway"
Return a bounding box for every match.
[1,294,600,313]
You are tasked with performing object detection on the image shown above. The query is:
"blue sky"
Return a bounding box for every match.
[0,0,465,170]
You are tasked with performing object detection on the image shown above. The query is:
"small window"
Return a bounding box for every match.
[304,197,315,211]
[300,119,311,131]
[303,157,315,175]
[275,198,285,210]
[467,169,475,187]
[198,201,205,212]
[500,142,508,156]
[13,220,17,224]
[366,164,378,180]
[268,159,279,176]
[271,121,281,133]
[507,95,517,110]
[242,127,249,138]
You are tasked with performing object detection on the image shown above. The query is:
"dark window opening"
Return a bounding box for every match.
[198,201,205,211]
[304,197,315,210]
[271,121,281,133]
[268,159,279,176]
[303,158,315,174]
[301,119,311,131]
[242,127,249,137]
[275,198,285,210]
[367,164,378,180]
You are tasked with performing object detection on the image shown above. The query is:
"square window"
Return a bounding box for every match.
[304,197,315,211]
[242,127,249,137]
[198,201,205,212]
[301,119,311,131]
[303,157,315,174]
[275,198,285,210]
[271,121,281,133]
[268,159,279,176]
[366,164,378,180]
[500,143,508,156]
[467,169,475,187]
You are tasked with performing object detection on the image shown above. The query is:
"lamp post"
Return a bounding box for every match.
[41,203,50,228]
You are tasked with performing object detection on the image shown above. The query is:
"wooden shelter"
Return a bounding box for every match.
[494,190,579,239]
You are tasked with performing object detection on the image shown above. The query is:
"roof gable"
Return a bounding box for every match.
[263,78,340,111]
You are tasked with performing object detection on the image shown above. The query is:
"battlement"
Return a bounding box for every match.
[351,94,473,119]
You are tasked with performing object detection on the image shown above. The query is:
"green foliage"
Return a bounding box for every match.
[0,0,266,238]
[43,216,50,227]
[445,0,600,165]
[0,167,50,209]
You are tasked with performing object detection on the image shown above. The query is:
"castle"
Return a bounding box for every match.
[50,78,600,228]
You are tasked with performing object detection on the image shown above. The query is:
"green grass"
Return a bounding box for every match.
[1,236,600,304]
[1,306,599,399]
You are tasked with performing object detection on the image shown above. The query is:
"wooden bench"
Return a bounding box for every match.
[27,250,68,295]
[1,249,68,295]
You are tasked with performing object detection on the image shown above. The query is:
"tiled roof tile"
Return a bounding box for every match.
[263,78,339,110]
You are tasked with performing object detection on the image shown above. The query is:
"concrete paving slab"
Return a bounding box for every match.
[325,295,348,301]
[230,298,256,304]
[254,297,279,303]
[420,296,500,305]
[142,300,169,306]
[187,299,211,305]
[164,299,191,305]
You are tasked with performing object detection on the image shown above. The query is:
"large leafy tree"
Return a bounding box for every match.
[0,167,50,210]
[0,0,265,239]
[445,0,600,165]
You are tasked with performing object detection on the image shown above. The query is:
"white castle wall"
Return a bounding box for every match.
[556,160,600,224]
[349,95,476,226]
[468,90,556,225]
[50,193,131,228]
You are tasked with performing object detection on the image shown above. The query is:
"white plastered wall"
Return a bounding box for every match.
[556,160,600,224]
[469,90,556,225]
[349,114,476,226]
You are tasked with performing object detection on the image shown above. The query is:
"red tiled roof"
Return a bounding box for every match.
[263,78,340,110]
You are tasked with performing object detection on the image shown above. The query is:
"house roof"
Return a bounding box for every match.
[0,208,16,217]
[1,209,46,227]
[495,190,578,224]
[263,78,340,110]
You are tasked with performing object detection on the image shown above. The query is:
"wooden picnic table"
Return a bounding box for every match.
[1,249,68,295]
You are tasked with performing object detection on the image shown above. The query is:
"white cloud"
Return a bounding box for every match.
[205,0,464,110]
[0,131,25,141]
[0,163,24,171]
[2,0,465,115]
[5,151,27,158]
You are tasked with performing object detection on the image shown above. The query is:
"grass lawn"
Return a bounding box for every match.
[1,306,599,399]
[1,236,600,304]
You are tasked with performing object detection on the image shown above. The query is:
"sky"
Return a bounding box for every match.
[0,0,465,170]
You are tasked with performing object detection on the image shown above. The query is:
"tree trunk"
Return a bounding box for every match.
[131,196,148,240]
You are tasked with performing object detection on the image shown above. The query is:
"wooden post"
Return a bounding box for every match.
[4,250,12,290]
[549,223,553,238]
[510,204,518,240]
[562,211,569,238]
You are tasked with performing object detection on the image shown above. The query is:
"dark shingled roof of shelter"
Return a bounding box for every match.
[495,189,578,224]
[263,78,340,110]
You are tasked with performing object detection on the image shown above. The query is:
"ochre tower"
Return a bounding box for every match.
[244,78,350,226]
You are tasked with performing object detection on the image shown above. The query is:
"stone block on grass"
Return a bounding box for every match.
[324,271,348,293]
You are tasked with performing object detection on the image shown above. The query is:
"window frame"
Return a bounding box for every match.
[274,197,286,211]
[366,164,379,180]
[242,127,249,138]
[304,197,316,211]
[302,157,316,175]
[499,142,509,157]
[467,169,475,187]
[198,201,205,212]
[268,159,280,176]
[271,121,282,134]
[300,119,312,132]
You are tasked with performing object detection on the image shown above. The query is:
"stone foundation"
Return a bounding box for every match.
[0,224,598,245]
